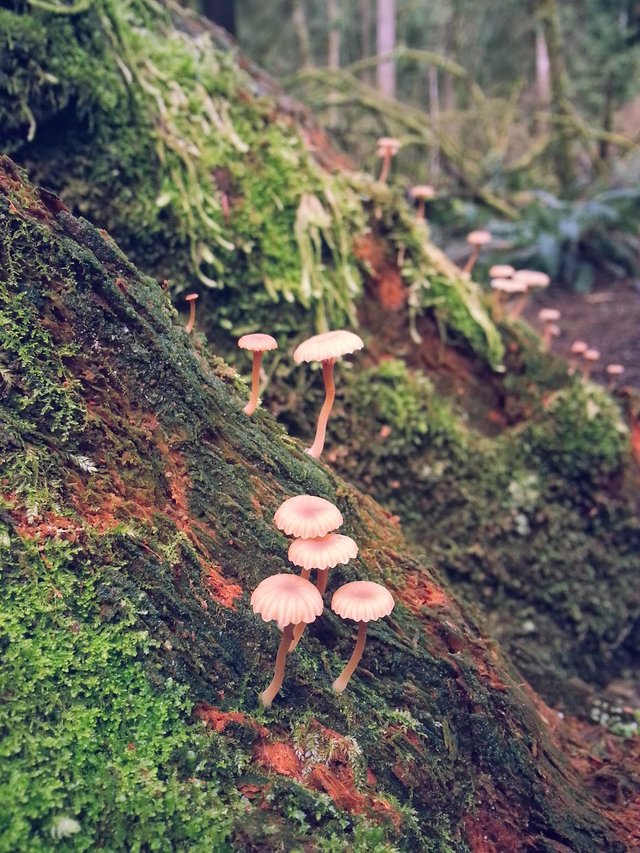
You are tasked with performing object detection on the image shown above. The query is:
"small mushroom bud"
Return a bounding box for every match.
[331,581,394,693]
[184,293,199,334]
[538,308,561,351]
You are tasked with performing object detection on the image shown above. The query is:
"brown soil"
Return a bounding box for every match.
[525,280,640,388]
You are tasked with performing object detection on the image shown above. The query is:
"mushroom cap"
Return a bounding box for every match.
[513,270,550,288]
[274,495,343,539]
[538,308,561,322]
[570,340,588,355]
[491,277,527,294]
[185,293,199,302]
[606,363,625,375]
[489,264,515,279]
[288,533,358,571]
[238,333,278,352]
[409,184,435,200]
[331,581,395,623]
[293,330,364,364]
[584,348,601,361]
[376,137,401,156]
[466,230,492,246]
[251,573,324,630]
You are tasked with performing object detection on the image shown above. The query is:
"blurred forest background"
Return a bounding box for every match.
[191,0,640,293]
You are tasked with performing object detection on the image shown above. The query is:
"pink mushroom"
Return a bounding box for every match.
[510,270,550,318]
[568,340,588,375]
[331,581,395,693]
[251,574,323,706]
[583,348,600,380]
[538,308,561,351]
[237,333,278,415]
[185,293,199,334]
[489,264,515,279]
[409,185,435,221]
[462,230,492,276]
[274,494,343,539]
[376,137,400,184]
[606,363,625,389]
[294,330,364,458]
[490,277,527,321]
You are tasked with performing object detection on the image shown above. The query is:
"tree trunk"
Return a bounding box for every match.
[443,0,463,111]
[535,0,577,191]
[359,0,373,85]
[376,0,396,99]
[292,0,313,67]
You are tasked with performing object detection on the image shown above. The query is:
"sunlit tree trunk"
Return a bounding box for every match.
[376,0,396,99]
[535,0,576,191]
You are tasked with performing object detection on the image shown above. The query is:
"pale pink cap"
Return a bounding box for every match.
[514,270,550,288]
[491,278,526,293]
[251,574,323,629]
[238,333,278,352]
[293,330,364,364]
[584,348,601,362]
[466,230,492,246]
[489,264,515,279]
[606,363,625,376]
[538,308,560,322]
[274,495,343,539]
[570,340,588,354]
[331,581,395,623]
[409,184,435,200]
[288,533,358,571]
[377,137,401,156]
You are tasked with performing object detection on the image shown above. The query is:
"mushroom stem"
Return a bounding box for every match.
[462,247,479,276]
[509,293,529,319]
[244,351,264,416]
[261,623,295,707]
[307,358,336,459]
[378,154,391,184]
[541,324,553,351]
[416,198,426,220]
[582,363,591,381]
[185,301,197,334]
[288,567,314,651]
[333,621,367,693]
[316,568,329,596]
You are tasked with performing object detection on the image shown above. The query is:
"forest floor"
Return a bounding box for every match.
[525,279,640,387]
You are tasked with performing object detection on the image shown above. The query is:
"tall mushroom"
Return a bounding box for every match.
[274,494,343,539]
[606,363,625,389]
[489,264,515,279]
[538,308,561,351]
[331,581,395,693]
[251,573,324,707]
[294,330,364,459]
[510,270,550,319]
[568,340,588,375]
[237,333,278,416]
[184,293,199,334]
[409,185,435,221]
[287,533,358,651]
[490,278,527,322]
[376,137,400,184]
[462,230,492,276]
[583,348,601,380]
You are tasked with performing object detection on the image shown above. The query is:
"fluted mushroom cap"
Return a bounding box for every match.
[606,363,625,376]
[489,264,515,279]
[376,137,401,156]
[466,230,492,247]
[570,340,588,355]
[331,581,394,623]
[274,495,343,539]
[513,270,550,288]
[538,308,561,322]
[288,534,358,571]
[293,330,364,364]
[584,348,601,362]
[491,278,527,294]
[185,293,199,302]
[251,574,324,630]
[409,184,435,200]
[238,333,278,352]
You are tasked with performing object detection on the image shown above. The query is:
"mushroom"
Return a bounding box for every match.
[583,348,600,380]
[251,573,324,707]
[331,581,395,693]
[490,277,527,321]
[510,270,550,318]
[274,494,343,539]
[376,137,400,184]
[538,308,561,351]
[237,333,278,416]
[568,340,588,375]
[489,264,515,279]
[294,330,364,458]
[462,230,492,276]
[287,533,358,651]
[606,363,625,389]
[409,185,435,221]
[184,293,199,334]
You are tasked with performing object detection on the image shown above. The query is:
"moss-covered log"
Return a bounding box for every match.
[0,157,631,851]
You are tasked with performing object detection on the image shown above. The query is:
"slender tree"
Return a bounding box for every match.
[376,0,396,99]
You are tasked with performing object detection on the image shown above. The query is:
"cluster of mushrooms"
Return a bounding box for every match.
[250,494,394,706]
